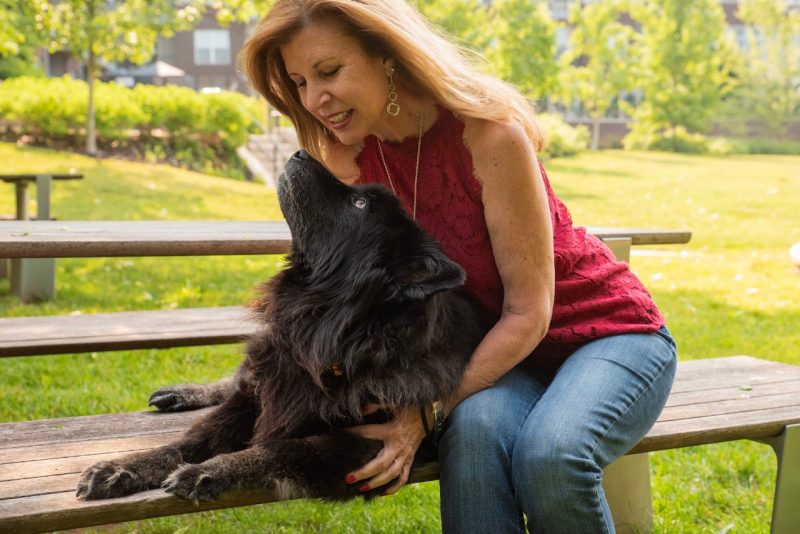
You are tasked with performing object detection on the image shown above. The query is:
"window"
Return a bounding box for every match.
[193,29,231,66]
[157,37,177,65]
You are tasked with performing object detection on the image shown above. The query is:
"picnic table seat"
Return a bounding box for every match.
[1,356,798,533]
[0,307,253,357]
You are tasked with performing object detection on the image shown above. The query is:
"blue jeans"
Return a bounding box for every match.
[438,326,677,534]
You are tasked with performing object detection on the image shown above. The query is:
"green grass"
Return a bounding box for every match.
[2,142,798,532]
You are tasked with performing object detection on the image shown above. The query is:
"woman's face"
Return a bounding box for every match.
[280,21,391,146]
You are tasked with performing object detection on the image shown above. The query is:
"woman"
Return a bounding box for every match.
[240,1,676,532]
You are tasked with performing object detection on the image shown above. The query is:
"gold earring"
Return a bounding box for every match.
[387,68,400,117]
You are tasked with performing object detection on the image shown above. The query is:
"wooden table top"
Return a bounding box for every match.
[1,174,83,183]
[0,220,692,258]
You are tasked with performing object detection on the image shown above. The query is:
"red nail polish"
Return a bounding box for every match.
[359,484,370,492]
[345,475,356,484]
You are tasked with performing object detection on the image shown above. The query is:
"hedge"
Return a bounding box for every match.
[0,76,262,179]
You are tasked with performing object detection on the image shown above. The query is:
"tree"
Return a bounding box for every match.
[32,0,205,156]
[0,1,45,78]
[729,0,800,137]
[557,0,637,150]
[484,0,558,104]
[626,0,738,148]
[412,0,492,53]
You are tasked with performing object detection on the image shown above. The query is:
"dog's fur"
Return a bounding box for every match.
[76,150,491,502]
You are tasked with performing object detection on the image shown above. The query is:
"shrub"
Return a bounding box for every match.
[727,137,800,156]
[623,123,800,156]
[0,76,261,179]
[623,125,734,155]
[537,113,589,158]
[0,77,87,137]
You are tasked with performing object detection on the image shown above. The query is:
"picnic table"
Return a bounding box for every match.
[0,220,702,532]
[1,173,83,301]
[1,173,83,221]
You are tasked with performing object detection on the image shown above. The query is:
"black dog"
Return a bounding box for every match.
[76,150,491,502]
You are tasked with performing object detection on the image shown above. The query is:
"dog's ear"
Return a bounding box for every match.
[392,249,466,301]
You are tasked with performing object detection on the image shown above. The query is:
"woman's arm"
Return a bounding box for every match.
[446,117,555,412]
[346,117,555,495]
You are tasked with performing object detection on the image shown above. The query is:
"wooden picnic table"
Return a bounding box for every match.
[1,173,84,302]
[0,220,692,259]
[1,173,83,221]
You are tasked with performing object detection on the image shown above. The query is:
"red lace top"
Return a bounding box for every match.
[355,106,664,369]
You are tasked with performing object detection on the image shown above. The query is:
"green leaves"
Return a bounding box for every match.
[626,0,739,141]
[485,0,558,102]
[32,0,205,67]
[556,0,637,148]
[726,0,800,137]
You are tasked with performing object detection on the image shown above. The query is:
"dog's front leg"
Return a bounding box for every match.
[77,388,259,500]
[163,431,385,502]
[149,376,237,412]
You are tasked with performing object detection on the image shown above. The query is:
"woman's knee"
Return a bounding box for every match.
[440,391,515,461]
[512,426,598,487]
[439,368,543,468]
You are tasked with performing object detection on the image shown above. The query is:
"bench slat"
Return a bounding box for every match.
[633,404,800,453]
[0,307,254,357]
[665,378,800,407]
[0,410,206,450]
[0,356,797,533]
[0,432,185,466]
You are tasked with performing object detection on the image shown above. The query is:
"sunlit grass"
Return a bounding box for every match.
[1,142,798,532]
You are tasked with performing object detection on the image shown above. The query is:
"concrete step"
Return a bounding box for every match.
[243,130,300,188]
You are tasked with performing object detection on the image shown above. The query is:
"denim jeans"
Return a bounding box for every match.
[438,326,677,534]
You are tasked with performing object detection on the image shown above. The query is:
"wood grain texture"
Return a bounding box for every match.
[0,220,691,258]
[0,307,253,357]
[1,358,796,532]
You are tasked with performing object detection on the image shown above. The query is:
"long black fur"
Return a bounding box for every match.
[77,150,492,503]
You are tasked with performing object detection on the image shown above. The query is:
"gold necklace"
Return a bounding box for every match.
[376,97,424,219]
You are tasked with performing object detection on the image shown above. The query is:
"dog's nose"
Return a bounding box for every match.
[292,150,311,161]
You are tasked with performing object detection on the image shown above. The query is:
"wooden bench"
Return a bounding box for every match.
[1,356,797,533]
[0,174,84,300]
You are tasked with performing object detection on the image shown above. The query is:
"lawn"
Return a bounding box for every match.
[1,142,798,533]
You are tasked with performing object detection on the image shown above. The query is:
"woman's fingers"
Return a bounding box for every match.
[380,456,413,496]
[364,453,406,490]
[343,423,387,441]
[343,405,427,491]
[346,445,393,484]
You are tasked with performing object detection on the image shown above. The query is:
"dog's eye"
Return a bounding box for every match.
[353,196,367,209]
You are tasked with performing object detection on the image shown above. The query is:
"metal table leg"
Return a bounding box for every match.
[763,424,800,534]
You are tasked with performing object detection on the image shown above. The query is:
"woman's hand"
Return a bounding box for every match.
[345,404,427,496]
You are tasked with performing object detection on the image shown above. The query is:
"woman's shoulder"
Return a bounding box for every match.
[458,114,538,189]
[460,115,530,157]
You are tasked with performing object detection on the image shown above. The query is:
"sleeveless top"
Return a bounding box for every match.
[355,106,664,369]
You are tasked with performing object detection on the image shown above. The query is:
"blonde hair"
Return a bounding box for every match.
[239,0,542,161]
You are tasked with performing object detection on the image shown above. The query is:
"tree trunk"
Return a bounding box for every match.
[86,50,97,157]
[85,0,97,157]
[591,118,601,151]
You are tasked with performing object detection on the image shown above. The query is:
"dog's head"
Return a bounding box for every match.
[277,150,466,302]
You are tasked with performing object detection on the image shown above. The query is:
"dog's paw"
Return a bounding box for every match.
[76,461,144,500]
[162,464,225,503]
[148,385,201,412]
